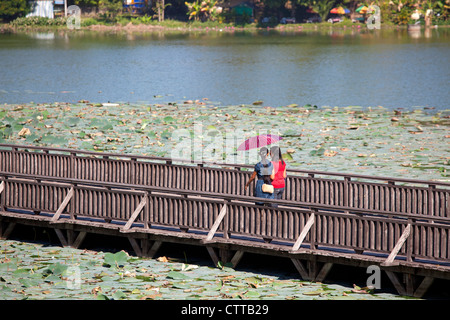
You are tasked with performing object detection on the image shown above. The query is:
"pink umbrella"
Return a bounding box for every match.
[237,134,282,151]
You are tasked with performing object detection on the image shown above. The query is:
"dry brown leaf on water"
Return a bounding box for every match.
[91,286,102,295]
[351,284,373,294]
[18,128,31,136]
[157,256,169,262]
[324,150,338,157]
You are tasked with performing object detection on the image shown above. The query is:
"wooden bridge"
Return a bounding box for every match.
[0,143,449,298]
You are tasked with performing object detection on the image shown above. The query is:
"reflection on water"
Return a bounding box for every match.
[0,27,448,110]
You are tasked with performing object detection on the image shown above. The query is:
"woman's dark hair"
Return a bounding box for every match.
[270,146,285,165]
[259,147,272,184]
[259,147,269,168]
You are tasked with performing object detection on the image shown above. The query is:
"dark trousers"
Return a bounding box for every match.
[271,187,284,207]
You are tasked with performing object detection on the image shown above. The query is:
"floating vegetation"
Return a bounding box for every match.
[0,240,409,300]
[0,101,448,181]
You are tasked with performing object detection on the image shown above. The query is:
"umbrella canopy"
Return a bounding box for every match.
[330,7,340,14]
[330,7,349,14]
[237,134,282,151]
[356,5,368,14]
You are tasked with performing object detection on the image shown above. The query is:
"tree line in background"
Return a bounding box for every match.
[1,0,449,25]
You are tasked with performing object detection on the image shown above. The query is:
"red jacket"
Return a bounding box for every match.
[271,161,286,189]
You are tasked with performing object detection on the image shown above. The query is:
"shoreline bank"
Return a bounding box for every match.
[3,20,446,34]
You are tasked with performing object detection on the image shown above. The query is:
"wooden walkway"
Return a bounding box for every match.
[0,143,449,298]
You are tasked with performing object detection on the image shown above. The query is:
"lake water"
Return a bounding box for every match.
[0,27,449,110]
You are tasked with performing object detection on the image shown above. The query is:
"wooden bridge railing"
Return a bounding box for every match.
[0,143,449,219]
[1,172,449,266]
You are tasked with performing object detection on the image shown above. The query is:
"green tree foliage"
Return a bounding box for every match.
[99,0,123,18]
[264,0,288,13]
[377,0,450,25]
[74,0,101,7]
[0,0,31,21]
[304,0,338,22]
[185,0,221,21]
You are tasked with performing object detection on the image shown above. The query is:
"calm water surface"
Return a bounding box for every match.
[0,28,449,110]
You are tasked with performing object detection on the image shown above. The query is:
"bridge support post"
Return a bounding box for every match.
[0,220,16,240]
[54,228,86,249]
[206,246,244,269]
[384,271,434,298]
[291,258,333,282]
[128,237,162,258]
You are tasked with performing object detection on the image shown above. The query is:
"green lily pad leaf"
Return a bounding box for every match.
[101,275,120,282]
[0,285,12,292]
[283,152,293,160]
[119,277,143,283]
[44,275,62,283]
[229,281,248,287]
[135,274,155,282]
[96,293,110,300]
[112,290,127,300]
[67,117,80,127]
[244,290,261,298]
[0,263,16,272]
[41,134,68,145]
[240,107,254,114]
[303,290,324,296]
[172,283,191,289]
[160,129,171,139]
[19,278,40,288]
[42,263,68,276]
[25,133,40,143]
[167,270,190,280]
[101,123,114,131]
[13,268,31,275]
[310,147,325,157]
[163,116,175,123]
[103,251,129,268]
[282,129,300,137]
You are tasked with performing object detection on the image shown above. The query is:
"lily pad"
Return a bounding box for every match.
[166,271,191,280]
[103,251,129,268]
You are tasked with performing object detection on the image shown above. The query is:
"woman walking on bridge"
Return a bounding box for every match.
[245,147,275,206]
[270,146,287,207]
